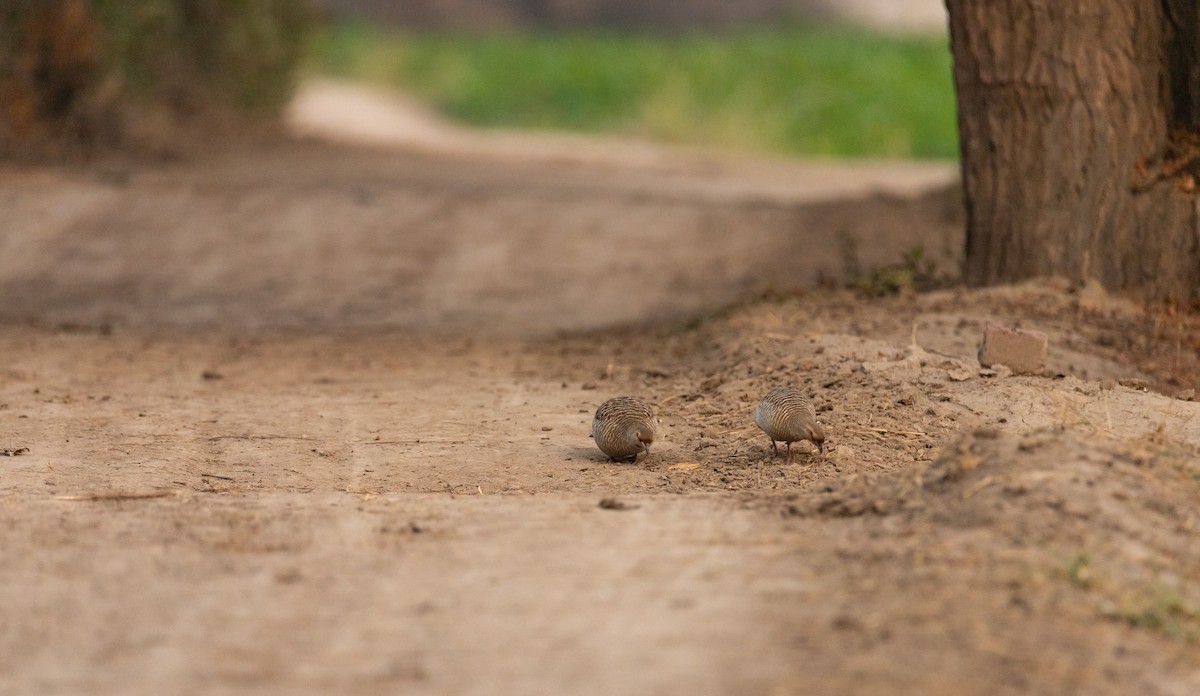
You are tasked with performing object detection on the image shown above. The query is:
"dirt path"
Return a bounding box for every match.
[288,79,957,206]
[2,84,1199,695]
[1,80,959,335]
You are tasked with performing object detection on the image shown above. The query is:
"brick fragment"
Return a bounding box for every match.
[977,325,1047,375]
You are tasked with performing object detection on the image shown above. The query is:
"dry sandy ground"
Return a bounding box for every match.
[2,85,1199,695]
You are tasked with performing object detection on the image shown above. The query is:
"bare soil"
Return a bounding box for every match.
[2,89,1199,695]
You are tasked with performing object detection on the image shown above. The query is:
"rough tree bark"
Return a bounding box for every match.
[947,0,1200,305]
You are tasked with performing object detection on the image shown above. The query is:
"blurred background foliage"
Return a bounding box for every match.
[308,23,956,158]
[0,0,309,157]
[0,0,955,160]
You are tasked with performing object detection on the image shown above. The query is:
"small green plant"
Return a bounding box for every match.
[840,234,945,298]
[1123,586,1200,642]
[1067,552,1091,589]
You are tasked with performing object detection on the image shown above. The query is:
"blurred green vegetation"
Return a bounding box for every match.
[1,0,309,156]
[308,23,958,159]
[91,0,309,115]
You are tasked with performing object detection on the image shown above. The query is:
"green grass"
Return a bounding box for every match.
[306,23,958,159]
[1066,552,1092,589]
[1122,586,1200,642]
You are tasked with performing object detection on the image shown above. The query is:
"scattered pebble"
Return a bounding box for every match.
[946,367,974,382]
[598,497,637,511]
[275,569,303,585]
[979,365,1012,379]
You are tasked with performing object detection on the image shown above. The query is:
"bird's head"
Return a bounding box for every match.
[636,427,655,453]
[805,422,826,453]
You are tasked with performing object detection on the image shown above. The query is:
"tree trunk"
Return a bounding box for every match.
[947,0,1200,306]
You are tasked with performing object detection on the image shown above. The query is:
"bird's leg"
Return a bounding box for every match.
[786,441,793,465]
[768,438,778,457]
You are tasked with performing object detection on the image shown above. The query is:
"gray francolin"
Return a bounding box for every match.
[592,396,657,462]
[753,387,825,463]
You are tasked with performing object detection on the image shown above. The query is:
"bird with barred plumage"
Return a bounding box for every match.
[753,387,825,463]
[592,396,657,462]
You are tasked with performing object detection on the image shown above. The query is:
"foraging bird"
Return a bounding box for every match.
[592,396,657,462]
[754,387,825,464]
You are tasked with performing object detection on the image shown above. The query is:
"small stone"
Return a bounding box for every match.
[1118,378,1150,391]
[978,325,1048,375]
[598,497,635,511]
[979,364,1012,379]
[581,382,597,390]
[1176,389,1196,401]
[946,367,974,382]
[275,569,303,584]
[541,426,553,431]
